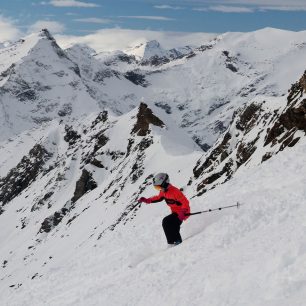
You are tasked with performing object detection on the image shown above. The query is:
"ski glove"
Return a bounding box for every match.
[138,197,152,204]
[178,208,188,221]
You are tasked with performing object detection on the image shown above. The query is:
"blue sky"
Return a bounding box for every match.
[0,0,306,49]
[1,0,306,34]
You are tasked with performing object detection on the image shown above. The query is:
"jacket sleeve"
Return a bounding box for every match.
[147,191,164,203]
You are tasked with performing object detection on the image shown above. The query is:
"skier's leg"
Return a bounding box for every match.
[172,214,182,244]
[162,214,176,244]
[162,214,182,244]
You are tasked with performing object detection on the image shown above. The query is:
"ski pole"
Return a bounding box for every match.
[186,202,242,216]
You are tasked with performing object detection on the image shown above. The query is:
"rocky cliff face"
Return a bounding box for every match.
[191,71,306,196]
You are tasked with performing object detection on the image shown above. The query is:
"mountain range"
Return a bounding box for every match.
[1,28,306,306]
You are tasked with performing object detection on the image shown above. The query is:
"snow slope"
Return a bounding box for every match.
[2,124,306,306]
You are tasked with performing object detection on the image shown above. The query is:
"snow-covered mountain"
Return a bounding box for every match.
[124,40,194,66]
[1,28,306,306]
[0,29,101,141]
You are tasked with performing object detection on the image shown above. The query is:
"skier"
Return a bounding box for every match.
[138,173,190,245]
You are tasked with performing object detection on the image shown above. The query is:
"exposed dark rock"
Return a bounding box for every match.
[196,160,234,194]
[265,88,306,147]
[287,70,306,104]
[0,63,15,81]
[141,56,170,66]
[236,137,259,166]
[214,120,227,133]
[93,132,109,153]
[90,158,105,168]
[39,207,68,233]
[93,69,118,83]
[222,50,239,73]
[31,191,54,212]
[136,137,153,151]
[207,100,230,115]
[117,54,136,64]
[71,169,97,203]
[130,155,144,184]
[64,125,81,145]
[193,132,231,179]
[58,103,72,117]
[154,102,172,114]
[192,136,209,151]
[0,144,52,207]
[262,152,273,162]
[132,103,165,136]
[126,138,135,157]
[226,63,238,73]
[91,111,108,128]
[196,44,214,52]
[40,170,97,233]
[124,71,149,87]
[236,103,262,133]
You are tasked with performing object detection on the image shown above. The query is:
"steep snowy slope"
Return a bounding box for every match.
[0,103,202,295]
[1,103,306,306]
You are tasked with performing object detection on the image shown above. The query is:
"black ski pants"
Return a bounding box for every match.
[162,213,182,244]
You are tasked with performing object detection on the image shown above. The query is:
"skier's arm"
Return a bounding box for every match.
[147,191,164,203]
[138,192,164,204]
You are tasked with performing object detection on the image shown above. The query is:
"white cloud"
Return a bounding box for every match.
[0,16,21,42]
[259,5,306,11]
[73,18,112,24]
[28,20,65,34]
[192,0,306,5]
[193,7,209,12]
[55,28,216,53]
[119,16,175,21]
[48,0,99,7]
[154,5,184,10]
[191,0,306,11]
[208,5,254,12]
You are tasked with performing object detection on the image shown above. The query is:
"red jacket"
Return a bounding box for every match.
[147,184,190,219]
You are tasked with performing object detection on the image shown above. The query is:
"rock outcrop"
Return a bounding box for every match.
[191,71,306,196]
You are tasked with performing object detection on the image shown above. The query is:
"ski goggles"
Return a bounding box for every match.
[154,185,163,191]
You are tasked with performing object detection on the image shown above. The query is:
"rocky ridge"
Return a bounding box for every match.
[190,71,306,196]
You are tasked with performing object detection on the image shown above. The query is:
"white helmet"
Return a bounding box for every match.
[153,173,169,188]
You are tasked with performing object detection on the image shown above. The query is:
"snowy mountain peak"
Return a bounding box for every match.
[125,40,166,61]
[39,28,55,41]
[66,43,97,58]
